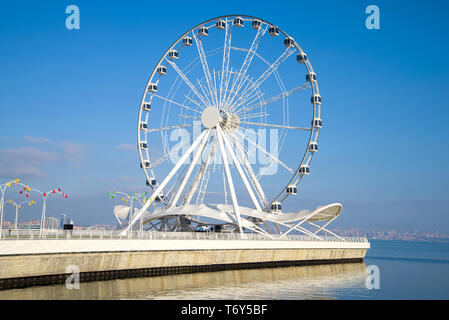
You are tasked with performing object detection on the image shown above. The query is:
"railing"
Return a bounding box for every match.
[0,229,368,243]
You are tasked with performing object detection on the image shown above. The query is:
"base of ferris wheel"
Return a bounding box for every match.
[112,202,370,270]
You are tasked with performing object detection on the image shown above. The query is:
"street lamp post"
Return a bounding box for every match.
[5,199,36,235]
[17,183,68,238]
[108,191,148,238]
[0,179,20,239]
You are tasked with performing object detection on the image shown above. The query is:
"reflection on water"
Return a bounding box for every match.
[0,262,368,300]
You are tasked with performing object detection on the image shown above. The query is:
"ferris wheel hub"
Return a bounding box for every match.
[221,111,240,132]
[201,106,221,128]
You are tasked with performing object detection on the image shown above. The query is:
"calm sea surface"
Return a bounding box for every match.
[1,240,448,299]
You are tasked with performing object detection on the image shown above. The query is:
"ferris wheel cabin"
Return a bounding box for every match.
[140,161,150,169]
[157,66,167,75]
[299,164,310,175]
[252,19,262,30]
[216,20,226,30]
[312,118,322,128]
[139,122,148,130]
[284,37,294,48]
[142,103,151,111]
[297,52,308,63]
[311,94,322,105]
[270,201,282,213]
[146,178,156,186]
[306,72,317,83]
[269,27,279,36]
[198,27,208,36]
[233,17,244,28]
[147,83,158,93]
[140,142,148,149]
[308,142,318,153]
[286,185,298,195]
[183,36,193,46]
[168,50,179,60]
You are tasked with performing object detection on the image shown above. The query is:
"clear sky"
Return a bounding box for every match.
[1,0,449,232]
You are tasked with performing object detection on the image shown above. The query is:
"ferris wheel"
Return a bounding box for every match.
[128,15,340,238]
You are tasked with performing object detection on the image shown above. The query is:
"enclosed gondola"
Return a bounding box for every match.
[234,17,244,27]
[286,185,298,195]
[269,26,279,36]
[270,201,282,213]
[216,20,226,30]
[299,165,310,175]
[297,52,308,64]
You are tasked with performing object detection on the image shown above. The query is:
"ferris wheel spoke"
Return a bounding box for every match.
[166,58,209,108]
[233,47,295,110]
[236,83,311,115]
[149,139,189,169]
[223,26,268,111]
[219,18,232,107]
[193,32,219,107]
[153,94,202,114]
[183,94,204,110]
[233,89,263,113]
[240,121,311,131]
[178,115,201,120]
[236,129,295,174]
[240,112,270,120]
[196,78,214,107]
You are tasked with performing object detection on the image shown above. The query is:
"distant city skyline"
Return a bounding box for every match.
[1,1,449,232]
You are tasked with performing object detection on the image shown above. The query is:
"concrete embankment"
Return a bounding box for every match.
[0,239,369,290]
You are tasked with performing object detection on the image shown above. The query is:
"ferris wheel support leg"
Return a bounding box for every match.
[233,137,268,207]
[271,219,320,239]
[184,139,216,205]
[308,218,344,240]
[219,127,262,211]
[216,127,244,236]
[169,130,211,208]
[279,211,321,239]
[124,130,208,235]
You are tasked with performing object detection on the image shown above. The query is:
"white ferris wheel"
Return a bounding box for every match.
[128,15,342,239]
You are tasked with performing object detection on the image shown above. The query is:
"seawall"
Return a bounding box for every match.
[0,238,370,290]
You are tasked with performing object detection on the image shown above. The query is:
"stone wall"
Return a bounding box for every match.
[0,247,367,280]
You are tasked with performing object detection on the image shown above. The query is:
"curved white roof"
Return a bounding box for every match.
[140,203,343,227]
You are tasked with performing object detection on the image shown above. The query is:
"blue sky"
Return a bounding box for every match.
[1,0,449,232]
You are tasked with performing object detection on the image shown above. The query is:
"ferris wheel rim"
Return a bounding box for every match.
[137,14,322,215]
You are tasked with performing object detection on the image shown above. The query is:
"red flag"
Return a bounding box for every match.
[58,188,61,192]
[26,194,29,198]
[19,190,22,194]
[43,193,46,197]
[52,190,55,194]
